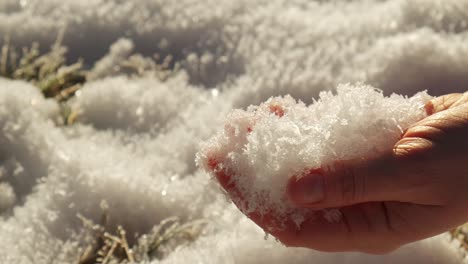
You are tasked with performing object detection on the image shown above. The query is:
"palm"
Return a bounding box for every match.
[261,201,448,254]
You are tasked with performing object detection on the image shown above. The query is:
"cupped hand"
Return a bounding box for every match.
[283,92,468,253]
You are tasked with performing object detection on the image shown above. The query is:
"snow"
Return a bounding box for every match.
[0,0,467,263]
[197,85,430,230]
[71,74,205,133]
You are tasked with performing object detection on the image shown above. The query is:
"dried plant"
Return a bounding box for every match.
[0,35,180,128]
[77,203,206,264]
[132,216,206,261]
[119,53,179,81]
[1,31,87,102]
[450,223,468,255]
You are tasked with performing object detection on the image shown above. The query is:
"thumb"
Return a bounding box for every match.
[286,137,435,209]
[287,93,467,209]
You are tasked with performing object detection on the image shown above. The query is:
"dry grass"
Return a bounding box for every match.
[0,32,86,102]
[76,203,206,264]
[451,223,468,256]
[0,32,180,127]
[105,53,177,82]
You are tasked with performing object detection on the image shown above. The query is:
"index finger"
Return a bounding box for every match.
[425,93,464,115]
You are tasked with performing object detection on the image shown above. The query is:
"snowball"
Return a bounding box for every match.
[197,84,431,230]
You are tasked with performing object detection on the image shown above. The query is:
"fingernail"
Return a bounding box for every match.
[289,173,325,204]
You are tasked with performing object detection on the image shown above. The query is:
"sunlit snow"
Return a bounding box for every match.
[0,0,467,263]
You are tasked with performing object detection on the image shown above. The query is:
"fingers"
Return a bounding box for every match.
[210,154,402,253]
[207,157,246,206]
[287,155,393,208]
[274,202,407,254]
[208,155,291,231]
[288,92,468,209]
[275,201,453,254]
[404,93,468,146]
[392,136,434,157]
[271,210,355,252]
[425,93,466,115]
[286,133,452,209]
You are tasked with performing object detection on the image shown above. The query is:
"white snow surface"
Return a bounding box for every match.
[0,0,467,263]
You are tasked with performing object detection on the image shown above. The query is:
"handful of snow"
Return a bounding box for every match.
[197,84,431,232]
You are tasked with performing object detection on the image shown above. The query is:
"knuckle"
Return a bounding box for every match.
[429,93,464,114]
[393,137,434,158]
[341,169,358,202]
[332,162,363,204]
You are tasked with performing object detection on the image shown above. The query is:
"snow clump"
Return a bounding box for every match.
[198,84,431,230]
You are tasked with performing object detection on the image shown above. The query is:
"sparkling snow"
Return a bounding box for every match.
[0,0,467,263]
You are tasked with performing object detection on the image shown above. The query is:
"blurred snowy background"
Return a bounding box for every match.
[0,0,467,263]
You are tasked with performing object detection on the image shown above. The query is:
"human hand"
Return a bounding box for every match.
[282,92,468,254]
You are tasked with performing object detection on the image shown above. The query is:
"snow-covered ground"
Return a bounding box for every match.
[0,0,467,263]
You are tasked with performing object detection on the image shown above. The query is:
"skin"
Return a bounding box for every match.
[282,92,468,254]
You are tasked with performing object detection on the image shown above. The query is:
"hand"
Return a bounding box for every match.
[282,92,468,254]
